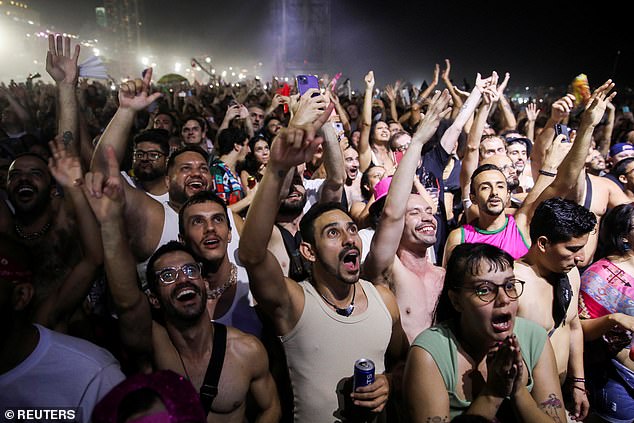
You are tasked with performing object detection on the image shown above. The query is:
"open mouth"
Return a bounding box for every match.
[203,238,220,248]
[287,192,303,201]
[491,313,512,332]
[186,179,206,191]
[16,185,36,200]
[174,285,200,302]
[341,249,360,272]
[416,223,436,235]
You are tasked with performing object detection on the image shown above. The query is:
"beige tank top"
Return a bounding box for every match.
[281,280,392,423]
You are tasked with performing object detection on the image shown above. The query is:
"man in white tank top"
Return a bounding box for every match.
[239,106,408,423]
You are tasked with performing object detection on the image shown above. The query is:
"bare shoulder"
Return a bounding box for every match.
[226,327,268,367]
[373,283,400,320]
[513,260,534,278]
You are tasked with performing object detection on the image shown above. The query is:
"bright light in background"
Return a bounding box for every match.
[221,70,227,77]
[92,48,100,56]
[205,57,211,63]
[211,69,215,74]
[174,62,182,72]
[140,57,149,66]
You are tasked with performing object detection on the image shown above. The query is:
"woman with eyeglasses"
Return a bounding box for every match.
[403,243,566,422]
[579,203,634,423]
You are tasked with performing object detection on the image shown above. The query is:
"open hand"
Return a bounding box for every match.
[46,34,80,85]
[118,67,162,112]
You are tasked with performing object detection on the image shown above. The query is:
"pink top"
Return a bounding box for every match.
[461,215,530,259]
[580,258,634,319]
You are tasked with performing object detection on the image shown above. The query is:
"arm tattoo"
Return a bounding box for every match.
[539,393,564,423]
[426,417,449,423]
[63,131,74,146]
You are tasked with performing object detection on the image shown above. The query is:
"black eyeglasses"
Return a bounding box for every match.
[155,263,202,285]
[134,150,165,161]
[455,279,525,303]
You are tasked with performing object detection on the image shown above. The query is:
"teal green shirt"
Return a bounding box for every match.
[411,317,547,419]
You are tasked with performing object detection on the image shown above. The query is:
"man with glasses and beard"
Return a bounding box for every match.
[121,128,170,203]
[83,162,280,422]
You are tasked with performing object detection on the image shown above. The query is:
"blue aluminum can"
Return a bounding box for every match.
[353,358,375,391]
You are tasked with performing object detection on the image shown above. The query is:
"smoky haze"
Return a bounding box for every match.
[5,0,633,90]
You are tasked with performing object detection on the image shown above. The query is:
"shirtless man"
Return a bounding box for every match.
[515,198,595,421]
[83,154,280,422]
[363,90,452,341]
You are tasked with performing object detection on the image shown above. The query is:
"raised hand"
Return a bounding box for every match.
[550,94,576,123]
[581,80,616,127]
[432,63,440,86]
[271,105,334,170]
[542,134,573,170]
[412,89,452,144]
[289,88,329,127]
[46,34,80,85]
[385,84,396,103]
[365,71,375,90]
[526,103,541,122]
[485,335,521,399]
[118,67,162,112]
[82,146,125,223]
[48,136,83,188]
[480,72,500,104]
[475,71,497,94]
[441,59,451,82]
[497,72,510,97]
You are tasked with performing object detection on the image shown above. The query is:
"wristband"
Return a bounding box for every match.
[567,377,585,383]
[538,169,557,177]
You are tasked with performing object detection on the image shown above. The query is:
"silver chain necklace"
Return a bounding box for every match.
[208,263,237,300]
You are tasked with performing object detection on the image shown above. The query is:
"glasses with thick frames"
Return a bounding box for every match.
[155,263,202,285]
[455,279,525,303]
[134,150,165,161]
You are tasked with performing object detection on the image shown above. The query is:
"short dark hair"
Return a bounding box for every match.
[182,116,207,132]
[217,128,248,156]
[470,164,506,195]
[529,198,597,244]
[133,129,170,155]
[178,191,231,237]
[435,243,514,323]
[166,145,209,172]
[12,151,49,168]
[599,203,634,256]
[146,241,198,294]
[613,157,634,176]
[299,202,348,246]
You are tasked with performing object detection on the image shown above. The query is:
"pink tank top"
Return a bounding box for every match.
[461,215,529,259]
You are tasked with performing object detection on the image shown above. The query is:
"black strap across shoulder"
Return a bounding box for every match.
[199,322,227,415]
[583,173,592,210]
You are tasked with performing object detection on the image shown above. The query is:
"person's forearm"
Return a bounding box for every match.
[420,81,437,100]
[240,164,288,264]
[77,111,94,170]
[91,107,136,173]
[334,102,351,134]
[362,86,373,126]
[57,83,79,155]
[320,125,345,203]
[498,96,517,130]
[531,121,557,177]
[580,314,622,341]
[550,120,594,193]
[101,217,145,311]
[526,120,536,143]
[4,93,32,125]
[464,389,503,420]
[460,104,491,196]
[568,316,585,381]
[389,99,398,122]
[228,193,254,214]
[68,187,103,266]
[440,88,482,153]
[512,387,557,423]
[598,109,615,157]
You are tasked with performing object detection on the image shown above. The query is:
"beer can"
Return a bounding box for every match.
[353,359,375,391]
[247,176,256,189]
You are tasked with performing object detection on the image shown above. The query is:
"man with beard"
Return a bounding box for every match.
[363,90,451,342]
[121,128,170,202]
[178,191,262,337]
[82,163,280,421]
[90,71,239,283]
[506,137,534,192]
[514,198,594,421]
[585,148,606,176]
[239,121,407,423]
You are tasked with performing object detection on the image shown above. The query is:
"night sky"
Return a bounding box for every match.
[25,0,634,90]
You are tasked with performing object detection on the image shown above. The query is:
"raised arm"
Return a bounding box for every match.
[517,80,616,232]
[384,84,399,122]
[419,63,440,101]
[83,146,153,358]
[525,103,540,142]
[319,121,345,204]
[440,59,464,119]
[46,34,80,157]
[35,137,103,329]
[90,68,162,173]
[597,101,616,157]
[239,105,332,335]
[495,73,517,131]
[358,71,375,172]
[439,72,495,154]
[364,91,451,281]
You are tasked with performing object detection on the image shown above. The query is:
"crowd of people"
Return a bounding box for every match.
[1,34,634,423]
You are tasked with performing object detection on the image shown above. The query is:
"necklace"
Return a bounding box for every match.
[320,283,356,317]
[208,263,237,300]
[176,349,192,381]
[14,220,52,240]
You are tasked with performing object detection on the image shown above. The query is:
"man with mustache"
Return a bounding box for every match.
[89,70,240,277]
[121,128,170,203]
[239,104,408,422]
[363,90,452,342]
[82,159,280,422]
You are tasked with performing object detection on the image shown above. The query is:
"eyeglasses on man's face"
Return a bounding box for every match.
[134,150,165,161]
[155,263,202,285]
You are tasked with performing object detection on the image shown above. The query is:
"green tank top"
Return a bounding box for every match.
[411,316,547,419]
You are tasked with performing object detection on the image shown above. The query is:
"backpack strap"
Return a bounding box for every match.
[199,322,227,415]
